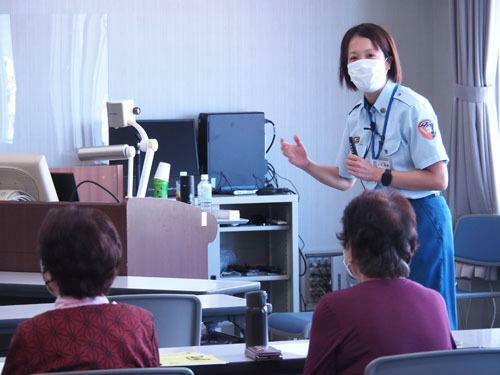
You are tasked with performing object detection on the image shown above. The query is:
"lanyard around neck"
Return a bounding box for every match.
[366,84,399,160]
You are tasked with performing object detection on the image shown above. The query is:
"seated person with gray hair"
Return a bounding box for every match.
[304,190,455,375]
[2,206,160,374]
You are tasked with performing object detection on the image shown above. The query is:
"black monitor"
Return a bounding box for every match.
[198,112,267,193]
[109,119,200,197]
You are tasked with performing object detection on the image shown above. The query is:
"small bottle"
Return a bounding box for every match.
[176,171,187,201]
[245,290,269,347]
[179,173,194,204]
[197,174,212,211]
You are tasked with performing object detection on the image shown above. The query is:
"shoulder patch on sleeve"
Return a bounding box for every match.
[417,119,436,140]
[348,102,362,115]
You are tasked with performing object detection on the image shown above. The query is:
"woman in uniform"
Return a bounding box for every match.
[280,23,457,328]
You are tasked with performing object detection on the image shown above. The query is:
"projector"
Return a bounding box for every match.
[107,100,141,129]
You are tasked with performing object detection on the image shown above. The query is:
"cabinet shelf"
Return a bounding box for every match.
[219,224,289,233]
[208,194,299,312]
[221,275,289,282]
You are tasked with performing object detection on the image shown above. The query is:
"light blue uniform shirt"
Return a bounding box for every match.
[337,80,449,199]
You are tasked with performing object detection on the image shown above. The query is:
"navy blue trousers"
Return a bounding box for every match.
[408,194,457,329]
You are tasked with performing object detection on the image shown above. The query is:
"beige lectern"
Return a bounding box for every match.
[0,198,217,279]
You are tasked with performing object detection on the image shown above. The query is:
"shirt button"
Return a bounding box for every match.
[380,108,386,113]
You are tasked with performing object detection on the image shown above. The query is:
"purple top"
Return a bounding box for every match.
[304,278,455,375]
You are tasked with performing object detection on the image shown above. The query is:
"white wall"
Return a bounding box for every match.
[0,0,453,253]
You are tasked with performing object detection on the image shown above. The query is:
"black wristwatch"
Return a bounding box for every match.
[381,169,393,186]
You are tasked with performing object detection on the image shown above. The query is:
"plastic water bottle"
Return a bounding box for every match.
[245,290,269,347]
[197,174,212,211]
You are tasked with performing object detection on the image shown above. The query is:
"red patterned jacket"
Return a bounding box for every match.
[2,303,160,374]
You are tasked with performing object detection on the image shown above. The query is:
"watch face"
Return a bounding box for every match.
[382,169,392,186]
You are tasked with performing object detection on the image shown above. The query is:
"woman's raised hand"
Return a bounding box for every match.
[280,135,310,169]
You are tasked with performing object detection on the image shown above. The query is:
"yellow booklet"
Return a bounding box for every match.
[160,351,227,366]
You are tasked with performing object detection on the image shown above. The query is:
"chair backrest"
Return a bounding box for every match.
[109,294,202,347]
[454,214,500,265]
[40,368,194,375]
[364,348,500,375]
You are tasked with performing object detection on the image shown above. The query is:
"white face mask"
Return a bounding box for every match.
[40,261,58,297]
[343,253,356,280]
[347,58,388,93]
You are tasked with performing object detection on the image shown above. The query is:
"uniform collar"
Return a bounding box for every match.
[365,80,397,115]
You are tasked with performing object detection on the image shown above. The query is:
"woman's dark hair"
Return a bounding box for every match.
[339,23,402,90]
[337,190,417,278]
[38,206,122,298]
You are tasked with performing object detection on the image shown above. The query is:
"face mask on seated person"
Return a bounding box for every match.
[40,261,58,297]
[343,253,356,280]
[347,58,388,93]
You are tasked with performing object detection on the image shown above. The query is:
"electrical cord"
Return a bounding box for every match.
[265,119,276,154]
[266,161,299,196]
[298,236,327,312]
[252,174,266,189]
[215,171,234,193]
[70,180,121,203]
[298,235,308,311]
[490,282,497,329]
[265,162,279,188]
[299,236,307,277]
[273,169,300,201]
[300,292,307,312]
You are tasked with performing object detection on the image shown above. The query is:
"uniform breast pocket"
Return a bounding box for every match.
[375,139,403,169]
[382,139,402,157]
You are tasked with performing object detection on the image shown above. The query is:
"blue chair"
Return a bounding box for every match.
[364,348,500,375]
[454,215,500,328]
[40,368,193,374]
[109,294,202,347]
[268,251,347,339]
[268,312,314,339]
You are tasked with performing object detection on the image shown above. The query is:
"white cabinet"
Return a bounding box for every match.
[207,194,299,312]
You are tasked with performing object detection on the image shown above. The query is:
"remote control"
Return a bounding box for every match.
[348,137,358,156]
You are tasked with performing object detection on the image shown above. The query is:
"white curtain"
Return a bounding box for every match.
[0,14,16,144]
[0,14,108,167]
[448,0,500,220]
[49,14,109,164]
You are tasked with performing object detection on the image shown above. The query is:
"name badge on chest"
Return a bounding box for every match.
[372,158,392,170]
